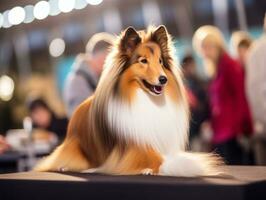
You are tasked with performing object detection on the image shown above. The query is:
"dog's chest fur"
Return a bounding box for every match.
[107,89,188,155]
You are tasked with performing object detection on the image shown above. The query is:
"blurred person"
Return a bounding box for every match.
[0,134,15,173]
[0,135,10,154]
[230,32,254,164]
[246,14,266,165]
[193,25,253,165]
[230,31,253,69]
[0,102,14,134]
[0,103,12,154]
[181,54,209,142]
[246,15,266,132]
[64,32,115,117]
[27,98,68,141]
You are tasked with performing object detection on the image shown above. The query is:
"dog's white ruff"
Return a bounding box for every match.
[108,89,188,155]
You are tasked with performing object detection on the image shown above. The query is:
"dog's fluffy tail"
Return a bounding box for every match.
[159,152,223,177]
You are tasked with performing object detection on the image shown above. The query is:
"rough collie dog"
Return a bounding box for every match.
[35,26,222,177]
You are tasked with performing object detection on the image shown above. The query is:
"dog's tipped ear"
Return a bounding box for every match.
[120,27,141,55]
[151,25,169,51]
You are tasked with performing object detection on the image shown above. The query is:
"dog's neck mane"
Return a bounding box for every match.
[107,89,188,155]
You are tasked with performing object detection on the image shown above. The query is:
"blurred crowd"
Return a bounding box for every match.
[1,13,266,172]
[184,15,266,165]
[0,30,114,172]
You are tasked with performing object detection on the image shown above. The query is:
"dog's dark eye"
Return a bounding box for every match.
[140,58,148,64]
[159,58,162,64]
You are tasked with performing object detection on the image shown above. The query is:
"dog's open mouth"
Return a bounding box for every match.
[142,80,163,95]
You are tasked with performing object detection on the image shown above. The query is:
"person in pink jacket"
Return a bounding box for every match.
[193,26,253,164]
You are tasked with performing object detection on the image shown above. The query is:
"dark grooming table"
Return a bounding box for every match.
[0,166,265,200]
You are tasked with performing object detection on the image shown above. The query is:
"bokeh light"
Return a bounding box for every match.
[58,0,76,13]
[0,0,105,29]
[34,1,50,20]
[49,38,66,57]
[2,10,12,28]
[86,0,103,6]
[24,5,35,24]
[8,6,25,25]
[0,75,15,101]
[49,0,61,16]
[75,0,88,10]
[0,13,3,28]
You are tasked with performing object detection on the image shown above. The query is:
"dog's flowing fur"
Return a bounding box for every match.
[35,26,222,177]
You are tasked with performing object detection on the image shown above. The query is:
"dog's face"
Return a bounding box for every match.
[125,42,167,96]
[119,26,171,97]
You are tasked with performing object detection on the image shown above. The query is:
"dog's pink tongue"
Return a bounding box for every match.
[154,85,162,93]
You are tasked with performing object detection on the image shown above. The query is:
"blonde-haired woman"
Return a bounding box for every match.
[193,25,253,165]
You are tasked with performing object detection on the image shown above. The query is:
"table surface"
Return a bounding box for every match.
[0,166,266,200]
[0,165,265,184]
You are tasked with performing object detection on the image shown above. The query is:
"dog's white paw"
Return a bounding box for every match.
[141,168,154,175]
[58,167,68,172]
[81,168,98,173]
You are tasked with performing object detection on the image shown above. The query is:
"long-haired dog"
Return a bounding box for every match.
[35,26,222,177]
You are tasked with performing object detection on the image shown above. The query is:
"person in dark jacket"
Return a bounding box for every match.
[181,54,209,140]
[27,98,68,141]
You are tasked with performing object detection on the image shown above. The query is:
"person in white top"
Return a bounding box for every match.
[246,14,266,134]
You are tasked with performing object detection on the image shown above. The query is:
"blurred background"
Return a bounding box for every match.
[0,0,266,173]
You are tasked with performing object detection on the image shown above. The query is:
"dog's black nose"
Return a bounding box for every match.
[159,76,167,85]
